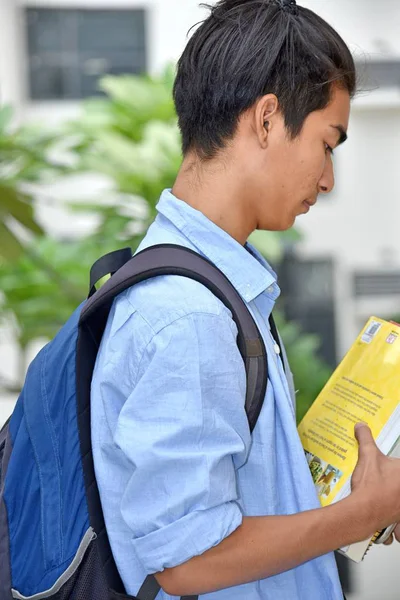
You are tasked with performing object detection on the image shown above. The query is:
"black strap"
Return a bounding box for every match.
[136,575,198,600]
[137,575,160,600]
[269,313,285,372]
[88,247,132,298]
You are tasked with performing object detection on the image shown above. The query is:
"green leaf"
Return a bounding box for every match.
[0,221,24,260]
[0,184,43,235]
[99,75,174,119]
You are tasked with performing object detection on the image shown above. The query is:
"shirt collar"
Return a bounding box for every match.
[155,189,278,303]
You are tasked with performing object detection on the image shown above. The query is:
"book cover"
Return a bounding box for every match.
[298,316,400,561]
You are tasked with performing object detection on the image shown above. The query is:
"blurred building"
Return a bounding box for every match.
[1,1,400,598]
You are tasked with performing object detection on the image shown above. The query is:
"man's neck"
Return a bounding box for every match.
[172,154,256,246]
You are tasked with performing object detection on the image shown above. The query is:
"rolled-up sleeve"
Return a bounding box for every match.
[113,310,250,574]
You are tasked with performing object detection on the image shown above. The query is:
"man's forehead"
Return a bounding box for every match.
[325,87,351,128]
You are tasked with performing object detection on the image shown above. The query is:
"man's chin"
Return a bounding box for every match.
[258,220,295,233]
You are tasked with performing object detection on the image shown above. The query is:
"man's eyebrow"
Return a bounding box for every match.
[331,124,348,146]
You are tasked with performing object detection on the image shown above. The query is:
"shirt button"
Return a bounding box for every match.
[267,285,274,294]
[274,343,281,355]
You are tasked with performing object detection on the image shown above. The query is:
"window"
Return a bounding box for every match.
[26,8,147,100]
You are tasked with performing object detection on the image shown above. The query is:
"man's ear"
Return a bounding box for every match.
[255,94,279,148]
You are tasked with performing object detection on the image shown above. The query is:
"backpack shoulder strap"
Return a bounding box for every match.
[78,244,269,600]
[81,243,268,432]
[88,247,133,298]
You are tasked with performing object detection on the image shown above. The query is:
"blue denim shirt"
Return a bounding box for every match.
[91,189,343,599]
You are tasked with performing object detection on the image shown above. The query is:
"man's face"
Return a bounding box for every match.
[244,86,351,232]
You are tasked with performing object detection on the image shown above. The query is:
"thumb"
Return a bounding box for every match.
[354,422,376,456]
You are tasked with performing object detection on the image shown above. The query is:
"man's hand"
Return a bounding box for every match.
[351,423,400,539]
[156,423,400,597]
[378,523,400,546]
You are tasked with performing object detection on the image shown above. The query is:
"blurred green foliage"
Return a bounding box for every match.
[0,105,50,261]
[0,67,331,422]
[274,314,332,423]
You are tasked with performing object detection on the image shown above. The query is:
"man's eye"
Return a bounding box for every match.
[325,143,334,156]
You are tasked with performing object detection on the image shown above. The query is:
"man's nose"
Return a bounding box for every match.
[318,157,335,194]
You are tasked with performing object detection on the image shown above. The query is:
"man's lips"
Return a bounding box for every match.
[301,199,317,213]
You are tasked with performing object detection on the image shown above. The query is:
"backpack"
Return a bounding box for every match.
[0,243,282,600]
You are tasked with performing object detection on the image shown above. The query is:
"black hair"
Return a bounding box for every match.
[173,0,356,159]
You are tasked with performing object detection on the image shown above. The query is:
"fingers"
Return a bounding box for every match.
[383,534,394,546]
[354,423,376,455]
[394,523,400,543]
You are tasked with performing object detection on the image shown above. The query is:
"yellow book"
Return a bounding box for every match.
[298,316,400,562]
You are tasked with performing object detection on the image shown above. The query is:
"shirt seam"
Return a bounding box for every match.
[152,215,191,242]
[124,279,231,336]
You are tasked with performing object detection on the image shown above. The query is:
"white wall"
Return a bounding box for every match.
[302,0,400,59]
[0,0,26,120]
[297,104,400,354]
[298,108,400,269]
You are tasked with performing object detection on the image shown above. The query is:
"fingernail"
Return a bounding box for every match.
[354,422,368,430]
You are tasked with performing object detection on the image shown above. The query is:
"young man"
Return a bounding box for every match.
[91,1,400,598]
